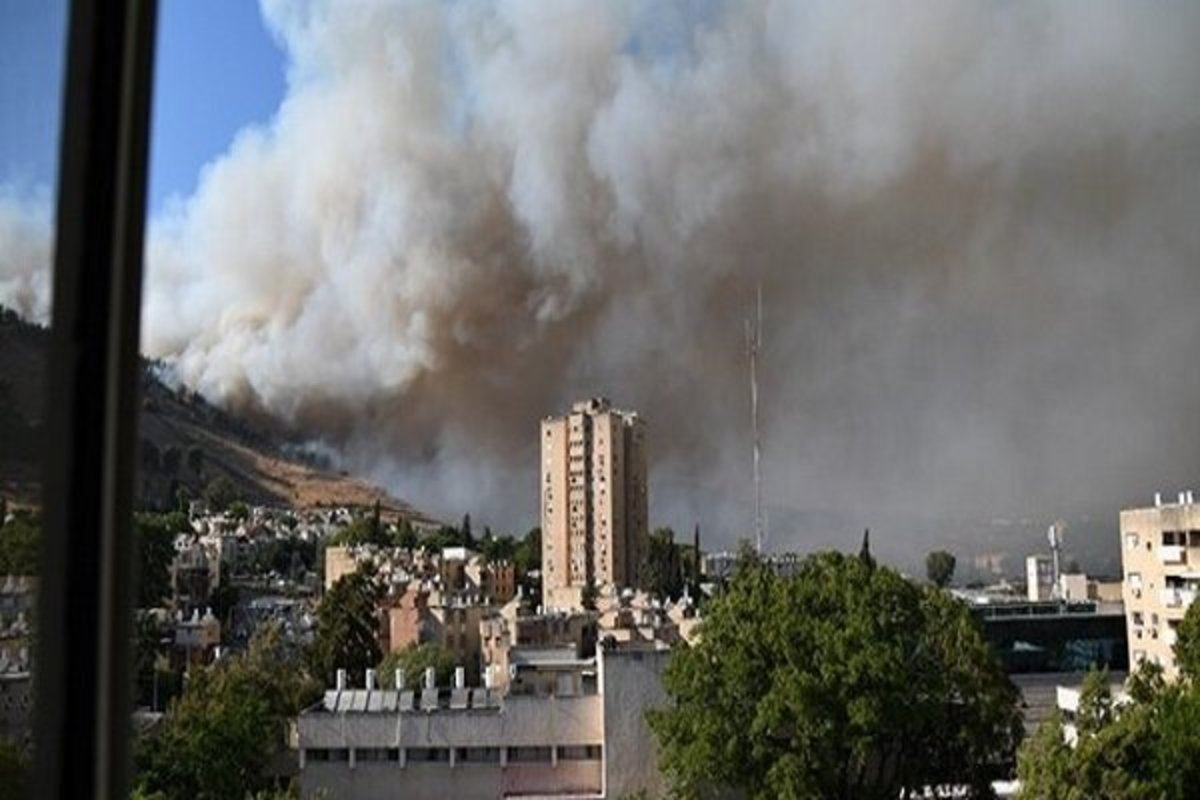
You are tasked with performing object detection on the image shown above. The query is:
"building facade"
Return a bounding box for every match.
[1025,554,1055,602]
[541,398,648,610]
[295,644,669,800]
[1120,492,1200,676]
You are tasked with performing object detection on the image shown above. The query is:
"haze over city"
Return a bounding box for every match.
[4,0,1200,552]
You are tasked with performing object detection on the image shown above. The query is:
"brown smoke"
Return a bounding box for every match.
[7,1,1200,549]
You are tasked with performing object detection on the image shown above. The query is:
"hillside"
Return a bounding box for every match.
[0,306,432,519]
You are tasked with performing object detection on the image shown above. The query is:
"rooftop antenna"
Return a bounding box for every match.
[746,283,765,554]
[1047,520,1065,600]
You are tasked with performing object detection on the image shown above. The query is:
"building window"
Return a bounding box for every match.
[508,746,554,763]
[407,747,451,763]
[457,747,501,764]
[558,744,602,761]
[356,748,392,762]
[1125,532,1139,551]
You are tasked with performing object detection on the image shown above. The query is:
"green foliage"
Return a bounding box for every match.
[208,580,240,625]
[581,579,598,611]
[648,551,1022,800]
[643,527,684,600]
[513,527,541,575]
[1016,662,1200,800]
[514,527,542,597]
[136,512,188,608]
[308,571,383,687]
[253,536,317,579]
[925,549,957,588]
[378,642,456,689]
[392,518,419,550]
[422,524,466,554]
[134,624,320,800]
[202,476,239,512]
[1174,598,1200,681]
[0,738,30,799]
[460,513,474,548]
[479,528,516,563]
[228,501,250,522]
[0,510,39,575]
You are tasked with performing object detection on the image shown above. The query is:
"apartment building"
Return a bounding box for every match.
[541,398,648,610]
[1120,491,1200,676]
[295,643,669,800]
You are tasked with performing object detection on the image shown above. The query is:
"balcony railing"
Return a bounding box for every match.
[1160,545,1187,565]
[1161,588,1197,608]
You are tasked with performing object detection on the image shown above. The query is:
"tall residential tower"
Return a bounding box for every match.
[540,398,648,610]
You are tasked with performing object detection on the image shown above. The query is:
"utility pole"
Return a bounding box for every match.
[746,283,765,554]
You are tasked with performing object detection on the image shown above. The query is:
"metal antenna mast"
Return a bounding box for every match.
[746,283,764,553]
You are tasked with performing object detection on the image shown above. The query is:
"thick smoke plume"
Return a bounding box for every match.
[0,186,52,324]
[7,2,1200,553]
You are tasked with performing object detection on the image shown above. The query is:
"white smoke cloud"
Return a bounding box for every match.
[6,1,1200,547]
[0,185,52,324]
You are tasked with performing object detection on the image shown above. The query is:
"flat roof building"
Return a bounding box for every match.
[295,643,669,800]
[541,398,648,611]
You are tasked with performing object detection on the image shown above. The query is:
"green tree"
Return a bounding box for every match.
[308,571,383,687]
[648,551,1021,800]
[1015,663,1180,799]
[643,527,684,600]
[0,511,39,575]
[136,512,187,608]
[378,642,456,689]
[514,526,543,598]
[925,549,957,588]
[202,476,239,513]
[581,579,598,611]
[329,514,389,548]
[0,738,30,799]
[392,518,419,550]
[480,529,516,564]
[133,624,319,800]
[1173,597,1200,681]
[208,580,240,626]
[513,527,542,576]
[1014,712,1075,800]
[460,513,474,549]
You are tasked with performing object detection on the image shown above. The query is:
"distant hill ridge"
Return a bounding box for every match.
[0,306,430,519]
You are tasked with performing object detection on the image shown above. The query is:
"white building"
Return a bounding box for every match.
[296,644,669,799]
[1026,554,1056,602]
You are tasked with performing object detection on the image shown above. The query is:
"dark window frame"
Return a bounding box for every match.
[34,2,159,799]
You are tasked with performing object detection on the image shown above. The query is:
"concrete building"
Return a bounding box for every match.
[1026,554,1056,602]
[386,586,490,678]
[1119,491,1200,676]
[172,542,215,613]
[479,598,598,694]
[541,398,648,610]
[295,644,669,800]
[324,545,360,590]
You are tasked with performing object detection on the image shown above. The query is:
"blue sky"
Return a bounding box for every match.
[0,1,286,215]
